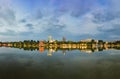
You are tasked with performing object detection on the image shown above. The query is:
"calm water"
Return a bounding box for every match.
[0,47,120,79]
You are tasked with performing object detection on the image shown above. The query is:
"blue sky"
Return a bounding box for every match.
[0,0,120,41]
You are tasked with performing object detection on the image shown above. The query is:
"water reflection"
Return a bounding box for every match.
[0,46,120,79]
[0,40,120,79]
[0,45,120,56]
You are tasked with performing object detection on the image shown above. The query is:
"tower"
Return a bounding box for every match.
[62,36,66,42]
[48,35,52,42]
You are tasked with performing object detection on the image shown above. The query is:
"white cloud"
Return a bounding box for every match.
[0,0,120,41]
[0,5,31,34]
[110,0,120,13]
[58,12,99,35]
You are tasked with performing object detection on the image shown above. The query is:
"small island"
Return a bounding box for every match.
[0,36,120,55]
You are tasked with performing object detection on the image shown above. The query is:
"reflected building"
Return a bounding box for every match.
[62,50,66,55]
[39,47,44,53]
[80,49,93,53]
[47,48,55,56]
[80,48,99,54]
[0,45,120,56]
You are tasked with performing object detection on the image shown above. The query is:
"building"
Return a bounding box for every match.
[80,39,93,42]
[0,42,2,46]
[48,35,52,42]
[62,37,66,42]
[39,41,44,47]
[48,35,55,43]
[80,39,98,43]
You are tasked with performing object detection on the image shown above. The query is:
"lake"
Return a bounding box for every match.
[0,47,120,79]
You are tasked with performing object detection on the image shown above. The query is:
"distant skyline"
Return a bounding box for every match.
[0,0,120,41]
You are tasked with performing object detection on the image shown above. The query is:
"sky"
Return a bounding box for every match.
[0,0,120,41]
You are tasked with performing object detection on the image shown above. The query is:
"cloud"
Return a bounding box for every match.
[34,10,43,20]
[89,4,120,40]
[50,0,99,17]
[0,3,33,36]
[0,0,120,41]
[110,0,120,13]
[57,12,99,35]
[19,19,27,23]
[26,24,34,29]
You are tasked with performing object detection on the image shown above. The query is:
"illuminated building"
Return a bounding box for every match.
[48,35,55,43]
[39,41,44,47]
[39,47,44,53]
[80,38,93,42]
[62,37,66,42]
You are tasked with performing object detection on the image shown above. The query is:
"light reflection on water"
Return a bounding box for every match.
[0,47,120,79]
